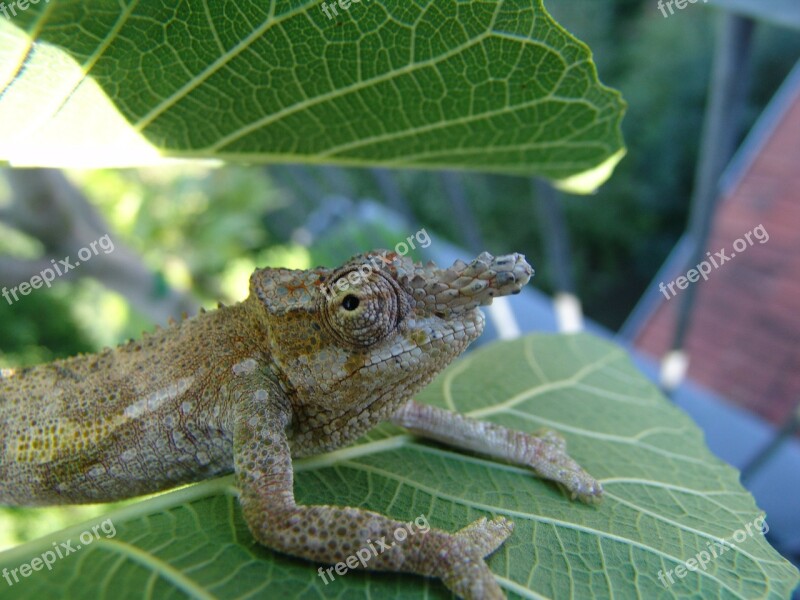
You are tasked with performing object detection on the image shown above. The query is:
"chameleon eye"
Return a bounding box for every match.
[323,273,399,347]
[341,295,360,311]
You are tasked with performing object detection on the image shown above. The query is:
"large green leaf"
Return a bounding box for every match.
[0,1,625,192]
[1,333,796,599]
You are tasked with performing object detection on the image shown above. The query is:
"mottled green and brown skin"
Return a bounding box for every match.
[0,250,602,599]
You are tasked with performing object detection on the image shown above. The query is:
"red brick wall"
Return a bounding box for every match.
[635,90,800,424]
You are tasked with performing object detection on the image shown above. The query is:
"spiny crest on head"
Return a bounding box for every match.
[251,267,324,315]
[334,250,400,276]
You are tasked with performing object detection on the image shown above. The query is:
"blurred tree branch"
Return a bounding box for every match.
[0,168,198,324]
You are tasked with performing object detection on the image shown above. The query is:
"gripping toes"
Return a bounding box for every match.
[455,516,515,557]
[435,516,513,600]
[524,429,603,504]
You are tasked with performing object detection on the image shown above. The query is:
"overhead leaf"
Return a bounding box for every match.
[2,333,795,598]
[0,1,625,192]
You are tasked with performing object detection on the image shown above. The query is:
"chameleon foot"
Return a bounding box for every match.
[520,429,604,504]
[433,516,514,600]
[392,401,603,504]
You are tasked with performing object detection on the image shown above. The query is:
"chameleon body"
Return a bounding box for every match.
[0,250,602,599]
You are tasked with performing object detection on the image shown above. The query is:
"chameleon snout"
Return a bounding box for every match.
[406,252,533,318]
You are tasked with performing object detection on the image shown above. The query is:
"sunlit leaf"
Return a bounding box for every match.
[0,1,625,191]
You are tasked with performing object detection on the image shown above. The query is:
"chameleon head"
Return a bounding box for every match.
[250,250,532,422]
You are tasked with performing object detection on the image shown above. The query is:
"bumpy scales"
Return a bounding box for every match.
[0,250,602,599]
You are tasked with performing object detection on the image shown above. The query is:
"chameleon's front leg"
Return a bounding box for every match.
[391,400,603,503]
[233,387,514,599]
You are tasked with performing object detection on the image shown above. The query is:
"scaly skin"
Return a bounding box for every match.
[0,250,602,599]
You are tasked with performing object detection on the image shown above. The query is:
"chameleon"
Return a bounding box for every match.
[0,249,602,599]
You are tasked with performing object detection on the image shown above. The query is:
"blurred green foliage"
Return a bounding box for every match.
[0,292,93,367]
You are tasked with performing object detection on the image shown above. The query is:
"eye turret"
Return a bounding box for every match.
[322,273,399,347]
